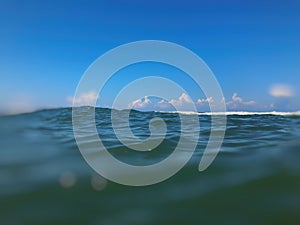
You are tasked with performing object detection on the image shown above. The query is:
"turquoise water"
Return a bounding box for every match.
[1,108,300,225]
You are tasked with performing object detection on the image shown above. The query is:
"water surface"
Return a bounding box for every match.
[1,108,300,225]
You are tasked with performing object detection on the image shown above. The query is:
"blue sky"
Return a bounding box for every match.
[1,0,300,114]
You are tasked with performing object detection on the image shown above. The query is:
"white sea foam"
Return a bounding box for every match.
[157,111,300,116]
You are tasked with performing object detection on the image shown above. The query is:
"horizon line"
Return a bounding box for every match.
[1,106,300,117]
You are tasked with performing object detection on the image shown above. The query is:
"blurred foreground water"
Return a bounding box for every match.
[1,108,300,225]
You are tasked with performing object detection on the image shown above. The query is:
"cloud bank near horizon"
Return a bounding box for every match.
[1,83,298,116]
[128,92,257,112]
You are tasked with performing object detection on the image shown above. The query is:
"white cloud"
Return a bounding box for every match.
[196,97,214,105]
[128,93,194,110]
[226,93,256,109]
[169,93,193,107]
[128,96,152,108]
[243,100,256,106]
[68,91,98,106]
[156,99,170,109]
[269,84,294,98]
[232,93,242,103]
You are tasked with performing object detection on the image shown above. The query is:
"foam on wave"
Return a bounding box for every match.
[158,111,300,116]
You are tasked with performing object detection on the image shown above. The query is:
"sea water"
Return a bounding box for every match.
[1,107,300,225]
